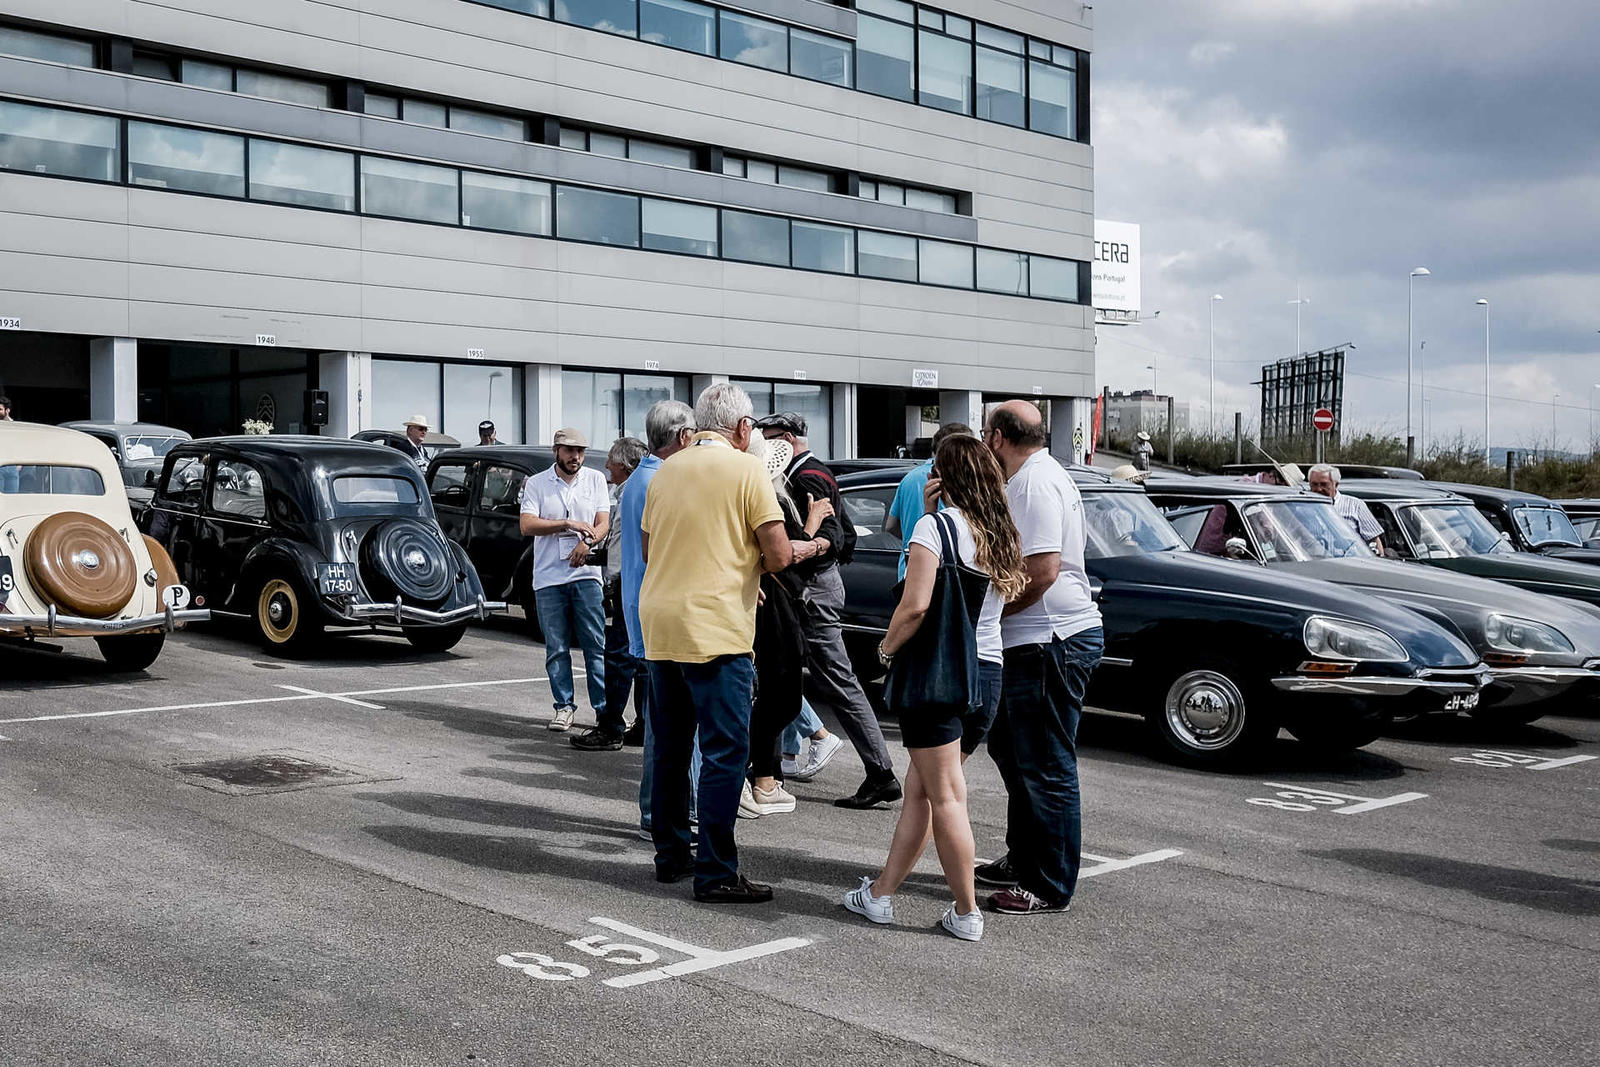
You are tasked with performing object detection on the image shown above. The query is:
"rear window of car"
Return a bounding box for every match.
[0,465,105,495]
[332,476,420,506]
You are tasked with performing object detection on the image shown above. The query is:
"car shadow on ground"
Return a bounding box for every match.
[1383,713,1585,750]
[0,641,135,686]
[1305,847,1600,916]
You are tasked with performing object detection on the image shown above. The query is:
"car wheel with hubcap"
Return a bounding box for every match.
[1147,662,1277,767]
[256,574,323,655]
[95,633,165,672]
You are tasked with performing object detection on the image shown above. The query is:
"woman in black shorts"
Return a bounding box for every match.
[843,435,1025,941]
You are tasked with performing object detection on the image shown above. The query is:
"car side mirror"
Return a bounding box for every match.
[1224,536,1255,561]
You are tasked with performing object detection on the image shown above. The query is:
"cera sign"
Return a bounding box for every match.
[1092,220,1141,315]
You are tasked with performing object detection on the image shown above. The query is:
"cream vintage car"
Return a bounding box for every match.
[0,422,208,670]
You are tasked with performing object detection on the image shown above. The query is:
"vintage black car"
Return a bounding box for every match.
[352,429,462,465]
[1432,482,1600,564]
[1146,478,1600,722]
[60,420,192,510]
[141,437,503,654]
[1562,499,1600,548]
[836,466,1490,766]
[425,445,607,629]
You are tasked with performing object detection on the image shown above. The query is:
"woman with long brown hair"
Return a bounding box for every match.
[843,434,1025,941]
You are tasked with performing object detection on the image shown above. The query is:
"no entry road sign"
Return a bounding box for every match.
[1313,408,1335,432]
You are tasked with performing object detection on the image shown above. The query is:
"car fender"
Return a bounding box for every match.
[446,538,489,601]
[237,538,324,610]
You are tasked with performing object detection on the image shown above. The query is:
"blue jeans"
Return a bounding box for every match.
[987,628,1103,906]
[639,717,700,831]
[963,659,1004,756]
[602,598,645,735]
[534,580,607,713]
[647,655,755,892]
[780,699,823,756]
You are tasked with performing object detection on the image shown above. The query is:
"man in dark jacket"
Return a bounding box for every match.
[756,412,900,808]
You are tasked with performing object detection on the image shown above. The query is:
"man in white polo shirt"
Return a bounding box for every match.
[977,400,1104,916]
[519,428,611,733]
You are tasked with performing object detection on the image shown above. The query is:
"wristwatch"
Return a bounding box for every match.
[876,642,894,667]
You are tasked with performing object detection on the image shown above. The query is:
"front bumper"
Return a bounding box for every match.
[1483,660,1600,706]
[1272,665,1492,697]
[0,603,210,638]
[340,595,506,627]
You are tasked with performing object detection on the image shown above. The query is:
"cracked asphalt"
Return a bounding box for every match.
[2,615,1596,1066]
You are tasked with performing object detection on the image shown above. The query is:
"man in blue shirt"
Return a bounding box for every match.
[884,422,972,579]
[618,399,697,834]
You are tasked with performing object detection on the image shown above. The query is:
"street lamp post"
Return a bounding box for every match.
[1418,340,1428,457]
[1553,392,1561,449]
[1209,293,1223,436]
[1407,267,1431,464]
[1590,384,1599,454]
[1289,288,1310,355]
[1476,299,1490,462]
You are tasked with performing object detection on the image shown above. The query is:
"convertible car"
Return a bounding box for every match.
[1433,482,1600,565]
[141,437,503,654]
[1146,478,1600,722]
[837,466,1489,766]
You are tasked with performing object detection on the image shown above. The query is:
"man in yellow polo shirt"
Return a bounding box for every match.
[640,382,793,904]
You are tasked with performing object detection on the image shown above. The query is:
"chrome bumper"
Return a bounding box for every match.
[343,595,506,627]
[1272,666,1491,696]
[1488,664,1600,685]
[0,603,210,637]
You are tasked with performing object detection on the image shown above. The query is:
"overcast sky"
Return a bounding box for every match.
[1091,0,1600,451]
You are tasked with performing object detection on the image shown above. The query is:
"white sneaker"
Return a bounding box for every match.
[780,756,801,778]
[548,707,576,732]
[843,876,893,925]
[940,904,984,942]
[737,780,763,820]
[791,734,844,781]
[750,783,797,815]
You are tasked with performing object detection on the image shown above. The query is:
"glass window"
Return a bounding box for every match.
[364,93,401,118]
[642,199,717,256]
[628,139,695,169]
[0,464,105,495]
[556,0,638,36]
[446,363,521,443]
[977,46,1025,126]
[473,0,551,15]
[372,359,441,436]
[249,140,354,210]
[556,185,640,246]
[589,132,628,158]
[858,231,917,281]
[732,379,775,415]
[976,25,1024,53]
[721,210,789,266]
[639,0,715,55]
[181,59,234,90]
[746,159,777,184]
[905,187,956,212]
[945,16,972,39]
[462,171,551,235]
[1029,255,1079,302]
[721,155,746,177]
[791,221,854,274]
[132,52,180,81]
[235,69,330,107]
[919,239,973,288]
[856,15,914,102]
[778,165,831,192]
[720,12,787,72]
[919,30,973,114]
[332,475,419,505]
[404,99,448,127]
[918,9,943,29]
[361,156,460,224]
[562,370,623,443]
[0,101,119,183]
[878,181,904,205]
[429,461,473,510]
[792,29,852,88]
[128,122,246,198]
[775,382,830,453]
[1029,60,1075,138]
[858,179,877,200]
[622,374,686,439]
[212,459,266,520]
[858,0,913,21]
[1029,39,1051,59]
[0,26,95,66]
[479,466,526,514]
[977,248,1028,295]
[449,107,525,139]
[558,126,589,150]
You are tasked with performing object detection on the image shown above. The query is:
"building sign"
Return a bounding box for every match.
[1092,221,1141,323]
[911,368,939,390]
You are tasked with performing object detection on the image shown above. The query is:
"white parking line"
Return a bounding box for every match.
[1079,848,1185,877]
[275,684,386,710]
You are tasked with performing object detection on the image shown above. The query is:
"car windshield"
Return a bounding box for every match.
[122,434,186,460]
[0,464,106,495]
[1397,503,1512,558]
[1241,499,1367,561]
[1082,492,1188,558]
[1572,514,1600,544]
[1512,505,1581,547]
[327,474,427,518]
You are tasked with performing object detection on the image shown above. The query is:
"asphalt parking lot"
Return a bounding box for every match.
[2,618,1597,1067]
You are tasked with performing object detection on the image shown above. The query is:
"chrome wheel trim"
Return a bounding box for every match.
[1164,670,1248,751]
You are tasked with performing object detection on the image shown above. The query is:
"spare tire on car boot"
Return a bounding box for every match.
[361,519,454,605]
[24,512,137,619]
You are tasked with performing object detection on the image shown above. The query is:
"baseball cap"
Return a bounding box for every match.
[754,411,807,436]
[552,427,588,448]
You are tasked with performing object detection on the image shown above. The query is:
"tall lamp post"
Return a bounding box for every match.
[1553,392,1561,450]
[1590,384,1599,454]
[1289,289,1310,355]
[1407,267,1431,464]
[1476,299,1490,461]
[1208,293,1223,436]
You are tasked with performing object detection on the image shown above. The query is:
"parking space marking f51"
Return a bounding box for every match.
[1248,783,1427,815]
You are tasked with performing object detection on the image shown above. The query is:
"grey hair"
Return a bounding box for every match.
[607,436,648,471]
[1308,463,1341,484]
[644,400,694,452]
[694,382,754,435]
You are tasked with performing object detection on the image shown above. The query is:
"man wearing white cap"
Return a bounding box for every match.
[396,414,431,467]
[519,428,611,732]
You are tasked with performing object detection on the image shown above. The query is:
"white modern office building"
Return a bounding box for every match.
[0,0,1094,459]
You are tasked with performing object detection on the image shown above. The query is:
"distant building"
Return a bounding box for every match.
[1107,390,1190,436]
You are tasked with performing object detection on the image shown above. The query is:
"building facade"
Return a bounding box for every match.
[1106,390,1189,437]
[0,0,1094,458]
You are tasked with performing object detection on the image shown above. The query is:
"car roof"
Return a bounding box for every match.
[836,460,1140,493]
[185,434,411,465]
[1,420,129,471]
[1143,476,1318,500]
[1337,479,1470,503]
[1426,481,1557,506]
[60,420,191,437]
[1560,498,1600,510]
[1221,462,1424,480]
[437,444,606,468]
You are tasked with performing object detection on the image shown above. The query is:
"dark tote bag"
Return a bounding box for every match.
[884,511,989,715]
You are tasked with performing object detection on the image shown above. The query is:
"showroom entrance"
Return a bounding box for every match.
[137,343,315,438]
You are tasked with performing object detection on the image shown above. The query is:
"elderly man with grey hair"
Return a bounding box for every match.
[639,383,793,903]
[1307,463,1384,554]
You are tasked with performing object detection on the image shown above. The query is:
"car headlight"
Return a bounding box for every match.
[1484,614,1573,654]
[1303,616,1407,662]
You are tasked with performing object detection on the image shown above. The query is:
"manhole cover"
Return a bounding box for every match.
[169,752,399,795]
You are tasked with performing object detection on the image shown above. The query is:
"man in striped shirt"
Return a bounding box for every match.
[1308,463,1384,555]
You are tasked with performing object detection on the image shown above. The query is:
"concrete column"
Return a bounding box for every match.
[690,374,730,404]
[524,363,562,444]
[938,389,985,433]
[89,337,138,421]
[831,382,858,459]
[317,352,372,437]
[1048,396,1094,466]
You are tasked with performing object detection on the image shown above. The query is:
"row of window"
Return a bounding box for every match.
[0,99,1089,302]
[466,0,1086,140]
